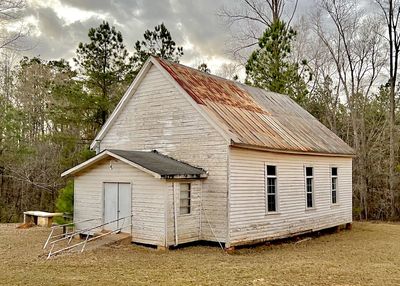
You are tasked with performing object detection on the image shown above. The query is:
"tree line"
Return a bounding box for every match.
[1,0,400,222]
[221,0,400,220]
[0,16,184,221]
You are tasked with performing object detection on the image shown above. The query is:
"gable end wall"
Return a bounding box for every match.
[100,64,229,243]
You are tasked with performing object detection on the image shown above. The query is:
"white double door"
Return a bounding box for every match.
[104,182,131,233]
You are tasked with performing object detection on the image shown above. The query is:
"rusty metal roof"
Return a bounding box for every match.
[156,57,354,156]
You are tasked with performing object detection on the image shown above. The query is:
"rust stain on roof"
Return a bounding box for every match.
[155,57,354,156]
[156,57,267,114]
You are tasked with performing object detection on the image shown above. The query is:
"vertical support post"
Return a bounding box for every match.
[81,233,90,253]
[47,243,55,259]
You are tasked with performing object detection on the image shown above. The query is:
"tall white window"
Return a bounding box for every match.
[305,167,314,208]
[180,183,191,214]
[331,167,338,204]
[266,165,277,212]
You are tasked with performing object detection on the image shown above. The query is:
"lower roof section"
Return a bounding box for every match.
[61,149,208,179]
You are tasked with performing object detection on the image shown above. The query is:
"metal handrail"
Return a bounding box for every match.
[48,215,129,247]
[46,215,132,259]
[43,217,101,249]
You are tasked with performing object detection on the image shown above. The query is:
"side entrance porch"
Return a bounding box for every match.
[61,149,208,248]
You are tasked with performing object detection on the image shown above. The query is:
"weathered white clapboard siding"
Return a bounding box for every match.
[74,159,167,246]
[228,147,352,246]
[100,64,229,243]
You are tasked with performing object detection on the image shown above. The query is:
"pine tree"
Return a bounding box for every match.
[197,63,211,73]
[245,20,309,105]
[133,23,183,70]
[74,21,133,129]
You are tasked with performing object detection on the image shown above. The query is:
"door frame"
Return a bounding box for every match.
[102,181,132,234]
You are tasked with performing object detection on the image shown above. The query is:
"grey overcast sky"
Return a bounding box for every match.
[18,0,314,72]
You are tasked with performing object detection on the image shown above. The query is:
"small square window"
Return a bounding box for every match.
[332,167,338,176]
[306,167,313,177]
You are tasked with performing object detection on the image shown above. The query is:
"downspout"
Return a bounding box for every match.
[173,182,178,246]
[226,147,231,248]
[199,180,202,239]
[164,182,168,247]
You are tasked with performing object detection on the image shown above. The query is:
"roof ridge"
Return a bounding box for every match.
[154,57,287,101]
[154,56,244,86]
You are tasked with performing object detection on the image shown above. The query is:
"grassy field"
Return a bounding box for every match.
[1,222,400,285]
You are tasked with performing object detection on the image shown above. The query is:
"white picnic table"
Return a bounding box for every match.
[23,211,63,227]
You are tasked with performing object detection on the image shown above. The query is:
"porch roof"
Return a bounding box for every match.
[61,149,208,179]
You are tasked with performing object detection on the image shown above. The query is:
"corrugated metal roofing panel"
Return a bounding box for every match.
[156,57,354,156]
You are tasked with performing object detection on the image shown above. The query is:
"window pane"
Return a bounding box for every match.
[306,178,313,193]
[332,167,338,176]
[307,193,313,208]
[267,165,276,176]
[180,191,190,199]
[180,207,190,214]
[180,199,190,207]
[332,177,337,190]
[306,167,313,177]
[180,183,190,191]
[332,190,337,204]
[268,194,276,212]
[267,178,276,194]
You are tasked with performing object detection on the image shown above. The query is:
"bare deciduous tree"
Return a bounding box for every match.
[375,0,400,218]
[215,63,241,80]
[219,0,298,61]
[314,0,387,219]
[0,0,25,51]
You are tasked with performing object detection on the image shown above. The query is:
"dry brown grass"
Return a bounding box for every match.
[1,222,400,285]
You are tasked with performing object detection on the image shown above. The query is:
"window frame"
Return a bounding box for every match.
[304,166,315,209]
[179,183,191,215]
[265,164,279,214]
[330,167,339,205]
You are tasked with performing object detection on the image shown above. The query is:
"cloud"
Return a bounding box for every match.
[21,0,313,72]
[22,0,234,67]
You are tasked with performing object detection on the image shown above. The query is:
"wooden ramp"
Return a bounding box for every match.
[44,232,132,258]
[83,232,132,251]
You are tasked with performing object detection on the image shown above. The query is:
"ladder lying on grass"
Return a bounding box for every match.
[43,216,132,259]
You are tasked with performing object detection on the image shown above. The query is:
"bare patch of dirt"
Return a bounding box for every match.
[0,222,400,285]
[16,222,36,229]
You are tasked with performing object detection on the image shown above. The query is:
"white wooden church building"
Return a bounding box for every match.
[62,56,354,249]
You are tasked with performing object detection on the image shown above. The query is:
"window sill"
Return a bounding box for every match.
[330,204,340,208]
[265,211,281,216]
[305,207,316,211]
[179,213,192,217]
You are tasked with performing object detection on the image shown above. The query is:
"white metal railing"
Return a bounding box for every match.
[43,217,101,249]
[45,215,132,259]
